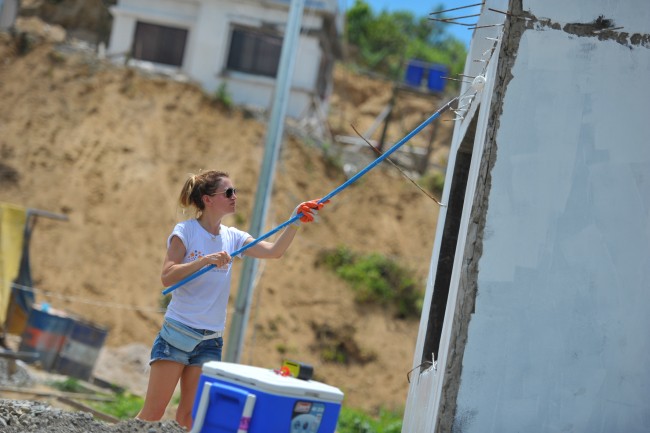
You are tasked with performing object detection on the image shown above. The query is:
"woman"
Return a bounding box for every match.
[137,170,326,429]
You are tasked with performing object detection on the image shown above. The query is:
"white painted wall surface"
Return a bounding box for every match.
[453,25,650,433]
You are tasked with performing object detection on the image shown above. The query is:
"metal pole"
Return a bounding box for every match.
[224,0,306,363]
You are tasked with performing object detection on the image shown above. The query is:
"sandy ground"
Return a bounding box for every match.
[0,22,454,418]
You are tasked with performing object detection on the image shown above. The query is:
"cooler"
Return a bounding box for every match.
[191,362,344,433]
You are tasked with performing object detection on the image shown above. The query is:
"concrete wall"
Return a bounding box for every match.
[403,0,650,431]
[108,0,332,118]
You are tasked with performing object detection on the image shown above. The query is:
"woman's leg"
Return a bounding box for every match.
[176,365,203,429]
[137,360,185,421]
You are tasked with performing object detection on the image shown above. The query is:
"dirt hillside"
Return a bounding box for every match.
[0,21,453,416]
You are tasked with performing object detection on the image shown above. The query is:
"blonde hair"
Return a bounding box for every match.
[179,170,229,216]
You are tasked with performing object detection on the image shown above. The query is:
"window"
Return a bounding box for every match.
[227,27,282,78]
[132,22,188,67]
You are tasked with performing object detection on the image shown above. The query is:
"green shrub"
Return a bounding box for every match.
[48,378,89,394]
[91,392,144,420]
[337,406,403,433]
[49,378,143,420]
[317,247,422,318]
[213,83,233,109]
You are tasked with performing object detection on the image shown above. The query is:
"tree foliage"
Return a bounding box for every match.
[345,0,468,85]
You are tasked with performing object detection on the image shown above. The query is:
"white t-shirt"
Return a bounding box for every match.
[164,218,251,331]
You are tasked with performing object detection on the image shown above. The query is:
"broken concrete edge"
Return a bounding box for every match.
[523,10,650,49]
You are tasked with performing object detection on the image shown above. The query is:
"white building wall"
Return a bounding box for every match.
[456,28,650,432]
[404,0,650,431]
[208,2,323,115]
[108,0,199,58]
[184,1,218,82]
[456,30,650,433]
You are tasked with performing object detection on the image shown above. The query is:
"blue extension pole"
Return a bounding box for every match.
[161,96,458,296]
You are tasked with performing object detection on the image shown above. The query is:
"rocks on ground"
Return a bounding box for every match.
[0,399,186,433]
[0,347,184,432]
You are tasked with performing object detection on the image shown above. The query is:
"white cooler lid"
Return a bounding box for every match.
[202,362,344,403]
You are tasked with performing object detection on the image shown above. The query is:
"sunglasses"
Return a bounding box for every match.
[211,187,237,199]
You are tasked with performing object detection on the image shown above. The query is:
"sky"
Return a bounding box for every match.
[343,0,483,47]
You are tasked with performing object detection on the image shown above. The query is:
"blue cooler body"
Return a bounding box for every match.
[191,362,344,433]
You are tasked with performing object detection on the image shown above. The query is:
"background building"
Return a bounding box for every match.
[108,0,342,118]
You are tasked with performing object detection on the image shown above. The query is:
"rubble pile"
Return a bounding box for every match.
[0,399,186,433]
[0,359,185,433]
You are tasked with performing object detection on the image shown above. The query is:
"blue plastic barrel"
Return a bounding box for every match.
[404,60,427,87]
[54,319,109,380]
[19,305,74,371]
[427,64,449,93]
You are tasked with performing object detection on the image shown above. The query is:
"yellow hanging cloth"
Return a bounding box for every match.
[0,202,27,324]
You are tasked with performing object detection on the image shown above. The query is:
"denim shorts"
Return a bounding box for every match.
[150,332,224,366]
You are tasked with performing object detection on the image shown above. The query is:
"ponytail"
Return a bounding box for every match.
[178,171,229,216]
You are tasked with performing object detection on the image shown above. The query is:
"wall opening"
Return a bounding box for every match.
[132,22,188,67]
[227,26,282,78]
[420,113,478,368]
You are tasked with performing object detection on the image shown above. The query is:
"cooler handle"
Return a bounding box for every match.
[238,391,256,433]
[190,382,256,433]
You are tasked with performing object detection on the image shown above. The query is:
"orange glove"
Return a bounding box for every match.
[291,199,330,225]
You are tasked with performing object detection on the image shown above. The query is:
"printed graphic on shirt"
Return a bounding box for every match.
[186,249,229,273]
[188,250,202,261]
